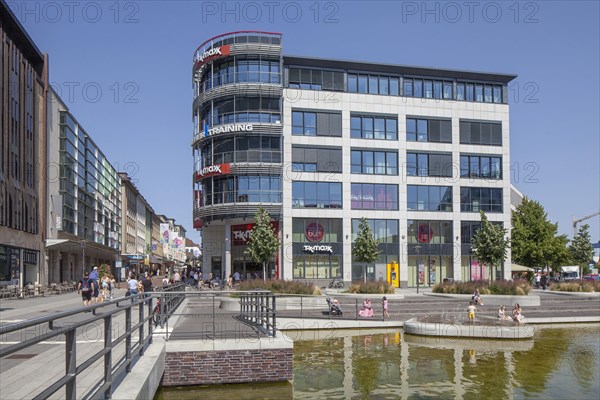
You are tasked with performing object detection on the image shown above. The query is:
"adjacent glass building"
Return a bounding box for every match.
[193,31,515,287]
[46,88,122,283]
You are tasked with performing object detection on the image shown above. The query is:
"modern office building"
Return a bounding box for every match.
[0,1,48,287]
[46,88,122,283]
[192,31,515,287]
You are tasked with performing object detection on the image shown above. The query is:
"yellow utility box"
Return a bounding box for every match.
[387,261,399,288]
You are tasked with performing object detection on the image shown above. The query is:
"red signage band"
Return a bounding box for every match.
[232,221,279,245]
[193,44,231,72]
[195,163,231,180]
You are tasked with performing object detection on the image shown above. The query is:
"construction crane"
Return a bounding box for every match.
[573,211,600,238]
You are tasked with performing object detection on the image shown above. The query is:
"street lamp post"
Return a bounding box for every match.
[416,244,421,294]
[81,240,87,279]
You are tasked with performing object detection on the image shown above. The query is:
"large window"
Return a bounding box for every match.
[407,220,453,244]
[348,73,400,95]
[292,218,343,279]
[199,59,280,93]
[292,146,342,173]
[460,155,502,179]
[351,219,398,243]
[406,118,452,143]
[460,187,503,213]
[202,175,281,205]
[201,96,281,127]
[201,135,281,166]
[460,120,502,146]
[351,183,398,210]
[288,68,344,91]
[461,220,504,244]
[351,115,397,140]
[292,110,342,137]
[292,181,342,208]
[408,186,452,211]
[351,150,398,175]
[406,152,453,177]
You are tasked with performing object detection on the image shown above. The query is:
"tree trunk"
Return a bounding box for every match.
[262,261,267,282]
[363,263,367,283]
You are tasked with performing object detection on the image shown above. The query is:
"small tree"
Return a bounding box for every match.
[471,211,510,282]
[353,218,381,283]
[570,224,595,277]
[245,207,280,282]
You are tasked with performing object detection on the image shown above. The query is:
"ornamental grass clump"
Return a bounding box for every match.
[237,279,321,295]
[345,281,395,294]
[432,280,530,295]
[552,281,600,292]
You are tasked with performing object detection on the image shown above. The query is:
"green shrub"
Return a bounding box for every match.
[345,281,396,294]
[237,279,321,295]
[432,280,530,295]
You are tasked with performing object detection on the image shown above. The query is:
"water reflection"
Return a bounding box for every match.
[156,325,600,400]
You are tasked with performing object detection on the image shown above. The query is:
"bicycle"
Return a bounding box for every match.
[152,298,162,327]
[328,279,344,289]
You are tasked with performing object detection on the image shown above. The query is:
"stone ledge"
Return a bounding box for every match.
[425,293,540,306]
[403,317,535,339]
[111,340,166,400]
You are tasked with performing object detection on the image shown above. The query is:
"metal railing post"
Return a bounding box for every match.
[212,294,216,338]
[272,295,277,337]
[65,329,76,400]
[138,300,144,356]
[103,315,112,399]
[125,306,132,372]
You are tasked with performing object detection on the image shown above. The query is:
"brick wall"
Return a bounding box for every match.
[161,348,293,386]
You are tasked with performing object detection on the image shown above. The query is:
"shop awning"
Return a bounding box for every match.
[511,264,534,272]
[45,239,71,248]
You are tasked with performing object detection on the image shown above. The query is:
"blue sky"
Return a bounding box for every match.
[12,0,599,244]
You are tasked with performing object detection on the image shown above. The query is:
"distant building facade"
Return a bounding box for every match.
[192,31,515,287]
[0,1,48,287]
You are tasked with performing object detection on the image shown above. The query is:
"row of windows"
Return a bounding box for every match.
[198,59,281,94]
[199,135,281,166]
[351,150,398,175]
[460,155,502,179]
[308,70,506,104]
[202,175,282,205]
[350,115,397,140]
[289,110,502,145]
[289,182,502,212]
[406,118,452,143]
[288,68,345,91]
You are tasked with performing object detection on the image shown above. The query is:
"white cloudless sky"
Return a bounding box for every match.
[12,0,599,245]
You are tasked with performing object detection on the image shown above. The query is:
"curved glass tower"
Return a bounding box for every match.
[192,31,283,280]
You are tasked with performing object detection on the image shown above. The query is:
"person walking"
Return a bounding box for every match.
[77,272,95,308]
[89,266,100,304]
[127,273,139,303]
[467,301,477,324]
[382,296,390,319]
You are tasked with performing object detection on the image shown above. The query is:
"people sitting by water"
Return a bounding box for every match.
[512,303,525,323]
[467,301,477,323]
[472,289,484,305]
[359,298,374,318]
[497,305,513,321]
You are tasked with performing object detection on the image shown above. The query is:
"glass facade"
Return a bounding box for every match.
[350,183,398,210]
[406,152,453,178]
[407,186,453,211]
[460,187,503,213]
[58,112,121,248]
[351,150,398,175]
[292,218,343,279]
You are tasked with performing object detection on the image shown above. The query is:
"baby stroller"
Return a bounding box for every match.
[323,297,343,316]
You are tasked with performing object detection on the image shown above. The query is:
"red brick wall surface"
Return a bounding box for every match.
[161,348,293,386]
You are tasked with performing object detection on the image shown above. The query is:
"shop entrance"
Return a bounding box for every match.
[211,257,222,280]
[233,260,274,280]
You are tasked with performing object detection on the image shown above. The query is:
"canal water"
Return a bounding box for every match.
[155,324,599,399]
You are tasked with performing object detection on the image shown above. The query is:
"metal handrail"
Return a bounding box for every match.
[0,283,185,400]
[238,291,277,337]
